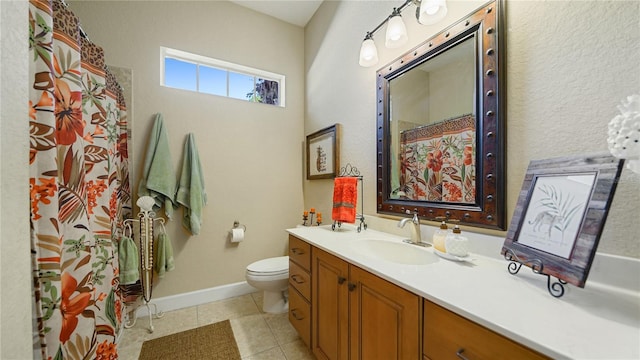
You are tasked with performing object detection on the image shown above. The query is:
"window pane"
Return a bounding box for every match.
[161,47,284,107]
[199,65,227,96]
[255,78,280,105]
[164,58,197,91]
[228,72,255,101]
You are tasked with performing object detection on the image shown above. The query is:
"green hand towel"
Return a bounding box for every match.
[154,233,174,278]
[176,133,207,235]
[119,236,139,285]
[138,113,177,219]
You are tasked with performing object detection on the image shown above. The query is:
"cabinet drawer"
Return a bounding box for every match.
[289,260,311,300]
[289,235,311,271]
[423,300,548,360]
[289,287,311,348]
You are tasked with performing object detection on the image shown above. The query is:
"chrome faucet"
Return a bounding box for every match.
[398,211,429,247]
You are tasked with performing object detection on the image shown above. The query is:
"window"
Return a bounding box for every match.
[161,47,285,107]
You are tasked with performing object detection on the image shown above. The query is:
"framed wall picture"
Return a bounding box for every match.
[307,124,340,180]
[501,153,624,292]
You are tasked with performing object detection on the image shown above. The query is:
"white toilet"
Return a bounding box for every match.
[245,256,289,313]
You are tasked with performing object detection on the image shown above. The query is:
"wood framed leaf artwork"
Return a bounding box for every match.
[501,153,624,292]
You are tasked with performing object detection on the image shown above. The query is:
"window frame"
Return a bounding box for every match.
[160,46,286,107]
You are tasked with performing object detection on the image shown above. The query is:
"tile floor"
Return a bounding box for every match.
[117,292,315,360]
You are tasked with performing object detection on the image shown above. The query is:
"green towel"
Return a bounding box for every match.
[138,113,177,219]
[154,233,174,278]
[176,133,207,235]
[119,236,139,285]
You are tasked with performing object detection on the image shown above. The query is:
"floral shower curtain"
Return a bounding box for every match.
[398,114,476,203]
[29,0,132,358]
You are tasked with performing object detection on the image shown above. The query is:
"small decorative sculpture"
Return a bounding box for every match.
[608,94,640,174]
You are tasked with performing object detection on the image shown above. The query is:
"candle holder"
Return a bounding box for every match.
[302,209,321,226]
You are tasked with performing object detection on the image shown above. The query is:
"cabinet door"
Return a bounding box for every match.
[349,266,420,360]
[312,248,349,360]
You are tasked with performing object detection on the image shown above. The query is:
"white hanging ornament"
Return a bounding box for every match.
[607,94,640,174]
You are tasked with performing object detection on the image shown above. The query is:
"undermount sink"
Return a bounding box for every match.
[352,239,439,265]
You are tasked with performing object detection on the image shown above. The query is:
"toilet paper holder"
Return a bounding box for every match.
[233,220,247,232]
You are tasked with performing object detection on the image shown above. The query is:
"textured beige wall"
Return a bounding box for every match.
[70,1,305,297]
[1,1,33,358]
[304,0,640,258]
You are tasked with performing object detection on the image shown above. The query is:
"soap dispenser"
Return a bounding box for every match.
[445,225,469,257]
[432,221,449,253]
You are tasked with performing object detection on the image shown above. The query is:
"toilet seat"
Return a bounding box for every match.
[246,256,289,276]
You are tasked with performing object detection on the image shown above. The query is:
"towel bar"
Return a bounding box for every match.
[332,163,367,232]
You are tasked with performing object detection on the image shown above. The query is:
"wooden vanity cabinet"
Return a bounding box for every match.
[289,235,547,360]
[288,235,312,348]
[423,300,549,360]
[312,247,421,360]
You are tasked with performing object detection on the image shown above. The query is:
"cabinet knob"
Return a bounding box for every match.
[456,348,470,360]
[291,275,305,284]
[291,248,305,255]
[338,276,346,285]
[348,283,356,291]
[290,309,304,321]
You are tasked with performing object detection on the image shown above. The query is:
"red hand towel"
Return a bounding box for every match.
[332,177,358,223]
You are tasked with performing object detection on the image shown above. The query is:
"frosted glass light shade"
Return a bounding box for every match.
[385,15,408,48]
[359,38,379,67]
[418,0,448,25]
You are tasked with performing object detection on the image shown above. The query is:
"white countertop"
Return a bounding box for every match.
[287,224,640,360]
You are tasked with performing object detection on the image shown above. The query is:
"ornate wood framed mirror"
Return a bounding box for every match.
[376,0,505,229]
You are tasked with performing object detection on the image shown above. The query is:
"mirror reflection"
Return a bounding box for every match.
[390,36,476,203]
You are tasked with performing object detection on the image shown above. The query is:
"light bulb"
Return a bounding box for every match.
[425,5,439,15]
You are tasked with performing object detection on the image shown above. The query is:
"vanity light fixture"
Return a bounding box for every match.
[358,0,448,68]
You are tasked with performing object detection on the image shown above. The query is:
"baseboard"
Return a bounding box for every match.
[130,281,257,318]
